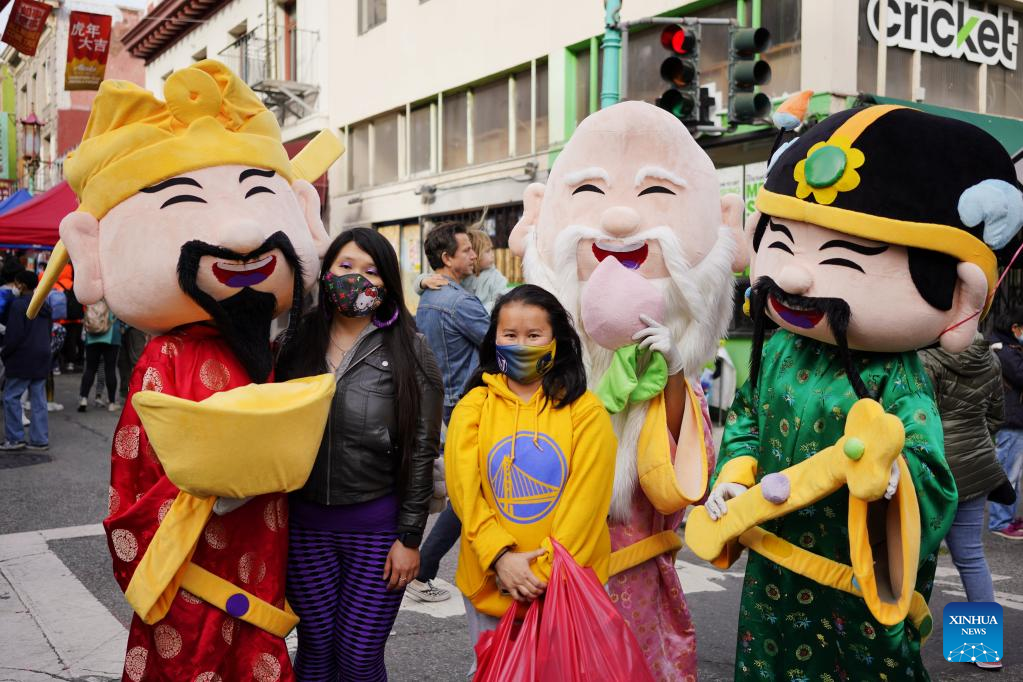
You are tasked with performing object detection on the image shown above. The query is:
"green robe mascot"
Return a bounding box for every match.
[684,102,1023,681]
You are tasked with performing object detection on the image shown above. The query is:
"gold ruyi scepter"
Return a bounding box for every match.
[685,399,930,633]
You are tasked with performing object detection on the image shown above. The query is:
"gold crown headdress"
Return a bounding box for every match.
[29,60,343,318]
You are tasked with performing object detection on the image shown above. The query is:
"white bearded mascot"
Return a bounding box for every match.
[509,101,747,680]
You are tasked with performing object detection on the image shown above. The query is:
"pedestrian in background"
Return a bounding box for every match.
[58,266,85,372]
[410,222,491,604]
[117,323,148,402]
[77,301,121,413]
[988,305,1023,540]
[921,333,1011,671]
[0,271,52,451]
[276,228,442,681]
[417,228,509,313]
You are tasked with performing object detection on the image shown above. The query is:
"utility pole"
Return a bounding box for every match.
[599,0,622,109]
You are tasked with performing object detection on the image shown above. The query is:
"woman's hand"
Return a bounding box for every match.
[494,548,547,602]
[422,274,450,290]
[383,540,420,591]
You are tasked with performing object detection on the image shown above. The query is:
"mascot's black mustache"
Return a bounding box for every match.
[177,231,304,384]
[749,276,872,400]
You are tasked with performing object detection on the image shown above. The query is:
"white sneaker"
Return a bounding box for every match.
[21,414,30,427]
[405,579,451,603]
[107,402,121,412]
[47,401,64,412]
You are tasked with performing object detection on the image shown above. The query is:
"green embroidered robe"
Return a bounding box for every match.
[715,331,956,682]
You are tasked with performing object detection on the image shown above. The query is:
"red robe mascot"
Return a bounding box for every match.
[29,60,341,681]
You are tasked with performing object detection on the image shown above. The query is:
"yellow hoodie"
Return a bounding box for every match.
[446,373,617,617]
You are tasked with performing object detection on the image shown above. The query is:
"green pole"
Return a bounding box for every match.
[752,0,761,27]
[599,0,622,109]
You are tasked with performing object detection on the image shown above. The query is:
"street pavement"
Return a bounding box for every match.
[2,374,1023,680]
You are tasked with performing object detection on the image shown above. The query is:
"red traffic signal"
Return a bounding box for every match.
[660,25,696,55]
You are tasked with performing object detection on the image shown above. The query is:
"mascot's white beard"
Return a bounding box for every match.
[522,224,737,522]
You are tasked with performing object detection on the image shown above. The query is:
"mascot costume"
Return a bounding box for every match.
[685,103,1023,680]
[509,100,748,680]
[28,61,342,681]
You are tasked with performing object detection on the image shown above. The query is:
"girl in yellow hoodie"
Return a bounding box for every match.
[445,284,617,660]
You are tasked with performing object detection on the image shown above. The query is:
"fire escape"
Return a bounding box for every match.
[218,21,319,125]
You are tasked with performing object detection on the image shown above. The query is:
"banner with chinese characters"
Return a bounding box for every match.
[64,11,112,91]
[1,0,52,57]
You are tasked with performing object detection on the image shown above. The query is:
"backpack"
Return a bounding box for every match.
[84,301,112,335]
[47,289,67,321]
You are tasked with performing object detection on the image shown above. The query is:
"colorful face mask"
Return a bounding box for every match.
[323,272,385,318]
[495,340,557,384]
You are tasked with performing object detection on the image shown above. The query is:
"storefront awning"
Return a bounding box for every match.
[0,189,33,216]
[0,181,77,248]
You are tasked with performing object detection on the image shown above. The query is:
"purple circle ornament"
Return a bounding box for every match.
[225,593,250,618]
[760,473,791,504]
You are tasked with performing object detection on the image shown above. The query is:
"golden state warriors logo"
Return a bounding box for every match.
[487,431,566,524]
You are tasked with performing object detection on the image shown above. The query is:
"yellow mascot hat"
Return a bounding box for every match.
[29,59,342,318]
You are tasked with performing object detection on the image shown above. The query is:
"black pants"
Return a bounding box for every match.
[80,343,119,402]
[61,323,84,368]
[118,327,147,399]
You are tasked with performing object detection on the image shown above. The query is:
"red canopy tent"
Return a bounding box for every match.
[0,181,77,248]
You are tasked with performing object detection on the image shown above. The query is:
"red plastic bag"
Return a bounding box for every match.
[473,593,540,682]
[473,540,654,681]
[537,540,655,681]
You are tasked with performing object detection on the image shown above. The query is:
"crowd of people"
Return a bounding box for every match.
[0,250,149,451]
[264,219,1023,678]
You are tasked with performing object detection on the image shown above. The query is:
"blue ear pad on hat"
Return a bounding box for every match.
[767,139,795,174]
[958,179,1023,250]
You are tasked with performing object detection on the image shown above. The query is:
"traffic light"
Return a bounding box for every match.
[656,23,700,125]
[728,26,771,125]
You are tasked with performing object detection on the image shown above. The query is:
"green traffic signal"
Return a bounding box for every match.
[658,89,697,119]
[728,26,771,125]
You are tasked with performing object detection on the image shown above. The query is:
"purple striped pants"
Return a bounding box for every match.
[287,524,404,681]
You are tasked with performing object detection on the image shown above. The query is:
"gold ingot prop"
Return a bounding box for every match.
[132,374,335,499]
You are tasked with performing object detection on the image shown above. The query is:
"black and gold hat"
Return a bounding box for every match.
[757,105,1023,298]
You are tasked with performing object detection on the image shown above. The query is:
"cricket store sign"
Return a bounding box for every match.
[867,0,1019,70]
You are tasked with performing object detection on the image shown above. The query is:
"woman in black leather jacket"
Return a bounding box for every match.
[276,228,443,681]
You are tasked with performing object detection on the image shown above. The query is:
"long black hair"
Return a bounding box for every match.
[277,227,430,460]
[465,284,587,410]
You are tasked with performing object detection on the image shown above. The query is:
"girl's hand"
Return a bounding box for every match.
[422,274,449,290]
[383,540,420,591]
[494,548,547,602]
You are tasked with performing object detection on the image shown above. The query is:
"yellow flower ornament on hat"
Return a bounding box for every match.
[793,138,864,206]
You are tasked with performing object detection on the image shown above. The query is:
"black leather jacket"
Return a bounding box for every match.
[295,330,443,536]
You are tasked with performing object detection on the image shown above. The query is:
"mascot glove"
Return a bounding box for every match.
[705,482,748,521]
[634,314,685,376]
[884,461,899,500]
[213,496,252,516]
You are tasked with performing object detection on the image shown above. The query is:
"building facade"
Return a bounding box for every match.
[122,0,332,211]
[1,1,145,193]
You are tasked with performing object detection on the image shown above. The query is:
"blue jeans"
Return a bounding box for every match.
[946,496,995,603]
[989,429,1023,531]
[416,402,462,583]
[3,377,47,445]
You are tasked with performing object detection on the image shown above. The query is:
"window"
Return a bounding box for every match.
[856,0,913,99]
[283,2,298,80]
[359,0,386,34]
[759,0,801,97]
[535,61,548,151]
[514,70,532,155]
[921,53,979,109]
[987,62,1023,117]
[410,105,432,174]
[373,113,399,184]
[348,123,370,190]
[574,48,601,126]
[473,78,509,163]
[442,91,467,170]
